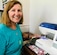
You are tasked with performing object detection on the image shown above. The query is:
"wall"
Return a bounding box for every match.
[29,0,45,34]
[19,0,30,25]
[0,0,3,10]
[29,0,57,34]
[18,0,30,32]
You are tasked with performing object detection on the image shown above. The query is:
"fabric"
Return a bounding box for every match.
[0,23,23,55]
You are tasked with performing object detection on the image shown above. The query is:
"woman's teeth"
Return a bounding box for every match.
[14,16,19,18]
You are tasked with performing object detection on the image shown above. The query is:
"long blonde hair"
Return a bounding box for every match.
[1,0,23,27]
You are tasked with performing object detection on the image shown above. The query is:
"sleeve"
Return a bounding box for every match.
[0,33,6,55]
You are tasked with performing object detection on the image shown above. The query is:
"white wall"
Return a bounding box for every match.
[29,0,57,34]
[29,0,45,34]
[0,0,3,10]
[18,0,30,32]
[19,0,30,25]
[43,0,57,23]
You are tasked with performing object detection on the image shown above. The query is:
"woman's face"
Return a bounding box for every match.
[8,4,22,23]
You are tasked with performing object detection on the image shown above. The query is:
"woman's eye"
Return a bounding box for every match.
[18,10,22,12]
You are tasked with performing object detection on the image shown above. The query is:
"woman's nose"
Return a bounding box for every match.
[15,11,19,15]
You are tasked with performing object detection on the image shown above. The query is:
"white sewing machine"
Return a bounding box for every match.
[35,22,57,55]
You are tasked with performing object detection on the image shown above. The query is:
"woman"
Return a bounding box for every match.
[0,0,23,55]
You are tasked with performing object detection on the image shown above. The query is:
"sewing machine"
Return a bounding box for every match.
[35,22,57,55]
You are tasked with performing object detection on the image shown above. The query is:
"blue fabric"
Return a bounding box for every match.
[0,23,23,55]
[40,22,57,30]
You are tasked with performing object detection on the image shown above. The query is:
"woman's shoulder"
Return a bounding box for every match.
[0,23,5,29]
[0,23,6,29]
[0,23,7,32]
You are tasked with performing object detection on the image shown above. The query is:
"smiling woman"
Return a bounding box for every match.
[0,0,23,55]
[8,4,22,24]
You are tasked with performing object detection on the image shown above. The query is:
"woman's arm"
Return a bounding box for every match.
[0,33,6,55]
